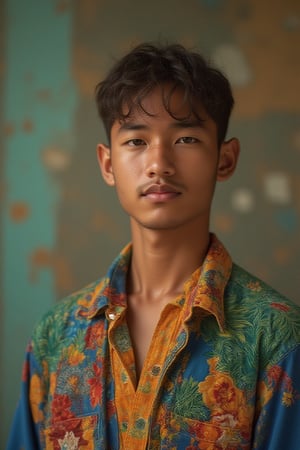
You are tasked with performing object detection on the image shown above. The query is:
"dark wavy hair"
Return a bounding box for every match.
[95,42,234,146]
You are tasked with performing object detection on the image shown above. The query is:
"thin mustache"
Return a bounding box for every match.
[137,179,185,196]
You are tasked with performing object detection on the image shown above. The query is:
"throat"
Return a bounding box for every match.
[126,293,176,381]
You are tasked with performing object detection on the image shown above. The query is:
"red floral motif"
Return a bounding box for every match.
[51,394,74,422]
[270,302,290,312]
[88,363,103,408]
[267,365,293,392]
[107,399,116,419]
[267,365,284,385]
[189,421,221,441]
[22,360,30,382]
[213,380,236,406]
[22,343,33,381]
[102,287,126,306]
[85,321,106,349]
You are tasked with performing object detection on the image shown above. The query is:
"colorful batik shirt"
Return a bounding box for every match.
[7,234,300,450]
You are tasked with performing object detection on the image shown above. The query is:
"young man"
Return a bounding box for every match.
[7,43,300,449]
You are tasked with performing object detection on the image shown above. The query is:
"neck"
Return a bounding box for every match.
[128,220,210,301]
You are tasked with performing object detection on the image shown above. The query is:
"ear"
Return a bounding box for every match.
[217,138,240,181]
[96,143,115,186]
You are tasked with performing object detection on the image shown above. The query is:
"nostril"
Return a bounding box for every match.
[145,159,175,177]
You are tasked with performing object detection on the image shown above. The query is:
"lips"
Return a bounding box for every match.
[142,183,180,196]
[141,183,181,202]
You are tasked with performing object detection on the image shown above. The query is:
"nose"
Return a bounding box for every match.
[145,144,176,178]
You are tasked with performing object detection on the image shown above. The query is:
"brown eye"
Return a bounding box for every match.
[127,139,146,146]
[176,137,198,144]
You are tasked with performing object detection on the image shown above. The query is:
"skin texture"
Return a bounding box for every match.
[97,85,240,377]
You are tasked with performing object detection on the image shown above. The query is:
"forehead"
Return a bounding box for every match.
[120,84,209,124]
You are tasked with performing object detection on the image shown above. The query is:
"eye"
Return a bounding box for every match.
[126,138,146,146]
[176,136,199,144]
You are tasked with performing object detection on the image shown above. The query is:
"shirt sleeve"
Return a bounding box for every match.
[6,342,42,450]
[253,344,300,449]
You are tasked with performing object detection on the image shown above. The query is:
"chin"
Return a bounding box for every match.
[135,219,186,231]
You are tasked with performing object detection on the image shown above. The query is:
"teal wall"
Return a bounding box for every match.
[1,1,77,445]
[1,0,300,446]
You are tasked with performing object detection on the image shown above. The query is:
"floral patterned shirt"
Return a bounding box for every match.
[7,234,300,450]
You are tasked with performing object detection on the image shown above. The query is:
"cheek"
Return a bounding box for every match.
[112,153,142,178]
[185,162,218,187]
[112,171,136,208]
[113,184,132,214]
[178,148,218,170]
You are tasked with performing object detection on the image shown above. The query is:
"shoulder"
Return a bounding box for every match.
[228,263,298,311]
[31,278,105,353]
[225,264,300,365]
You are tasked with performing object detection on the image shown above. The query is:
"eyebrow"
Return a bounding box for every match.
[117,123,149,133]
[170,119,206,129]
[117,118,206,134]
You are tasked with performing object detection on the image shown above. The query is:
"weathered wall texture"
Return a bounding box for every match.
[1,0,300,445]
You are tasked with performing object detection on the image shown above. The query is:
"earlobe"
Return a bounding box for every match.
[96,143,115,186]
[217,138,240,181]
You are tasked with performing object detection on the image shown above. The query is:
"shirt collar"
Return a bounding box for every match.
[77,234,232,332]
[77,243,131,319]
[183,233,232,332]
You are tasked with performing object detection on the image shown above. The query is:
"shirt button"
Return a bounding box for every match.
[108,312,116,320]
[134,418,146,431]
[151,365,161,376]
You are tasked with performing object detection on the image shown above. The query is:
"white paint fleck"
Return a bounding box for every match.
[212,44,253,87]
[231,188,255,213]
[263,172,291,204]
[42,146,71,172]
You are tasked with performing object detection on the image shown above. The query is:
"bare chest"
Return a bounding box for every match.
[126,297,168,379]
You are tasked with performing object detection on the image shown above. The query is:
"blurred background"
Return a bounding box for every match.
[1,0,300,446]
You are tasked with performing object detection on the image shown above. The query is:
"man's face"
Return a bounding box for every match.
[98,86,238,233]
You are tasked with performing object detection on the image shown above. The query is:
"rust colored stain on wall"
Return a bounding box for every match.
[273,246,293,265]
[73,45,104,97]
[30,247,74,292]
[9,202,30,222]
[22,119,34,133]
[3,122,15,137]
[36,89,52,102]
[90,211,122,238]
[55,0,72,14]
[212,213,235,233]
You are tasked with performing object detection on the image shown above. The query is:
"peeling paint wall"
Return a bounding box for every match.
[1,0,77,444]
[1,0,300,445]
